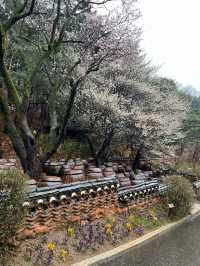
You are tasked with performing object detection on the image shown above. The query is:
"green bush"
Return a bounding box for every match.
[54,139,90,160]
[0,169,27,244]
[165,175,194,218]
[37,134,91,160]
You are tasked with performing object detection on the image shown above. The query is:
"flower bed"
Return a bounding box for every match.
[13,203,169,266]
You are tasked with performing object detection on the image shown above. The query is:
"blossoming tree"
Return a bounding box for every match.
[0,0,139,177]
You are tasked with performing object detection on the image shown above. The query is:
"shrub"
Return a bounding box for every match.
[0,169,27,244]
[56,139,90,160]
[165,175,194,217]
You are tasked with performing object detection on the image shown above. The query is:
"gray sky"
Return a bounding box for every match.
[139,0,200,89]
[102,0,200,89]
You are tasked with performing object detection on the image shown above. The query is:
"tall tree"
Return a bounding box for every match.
[0,0,137,178]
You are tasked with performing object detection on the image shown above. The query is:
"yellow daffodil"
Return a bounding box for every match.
[67,226,74,237]
[60,248,68,261]
[47,242,56,251]
[105,224,113,236]
[106,227,113,236]
[153,216,158,221]
[126,222,133,232]
[105,223,112,230]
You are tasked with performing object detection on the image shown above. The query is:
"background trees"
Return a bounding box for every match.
[72,44,188,168]
[178,95,200,162]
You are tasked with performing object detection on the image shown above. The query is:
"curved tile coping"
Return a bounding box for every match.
[27,176,117,201]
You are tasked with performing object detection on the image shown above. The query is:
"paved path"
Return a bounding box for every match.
[191,201,200,214]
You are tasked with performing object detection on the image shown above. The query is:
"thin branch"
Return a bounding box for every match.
[62,39,85,44]
[0,26,21,111]
[17,35,42,50]
[49,0,61,46]
[88,0,112,4]
[4,0,36,31]
[70,59,81,73]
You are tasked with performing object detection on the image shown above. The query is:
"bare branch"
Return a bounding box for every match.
[49,0,61,47]
[4,0,36,31]
[88,0,112,4]
[61,39,85,44]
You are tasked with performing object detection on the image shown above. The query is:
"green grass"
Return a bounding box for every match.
[128,212,162,229]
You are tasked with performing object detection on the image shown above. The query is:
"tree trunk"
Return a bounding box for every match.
[132,149,141,172]
[41,82,77,163]
[180,142,185,156]
[26,152,41,178]
[192,143,200,163]
[49,110,59,139]
[0,90,41,179]
[0,106,41,178]
[103,147,111,163]
[16,114,42,179]
[87,135,100,167]
[0,25,78,178]
[87,130,114,168]
[96,130,114,166]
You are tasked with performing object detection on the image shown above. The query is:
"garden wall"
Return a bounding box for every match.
[18,188,160,239]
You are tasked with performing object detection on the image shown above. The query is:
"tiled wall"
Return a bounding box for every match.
[18,190,159,239]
